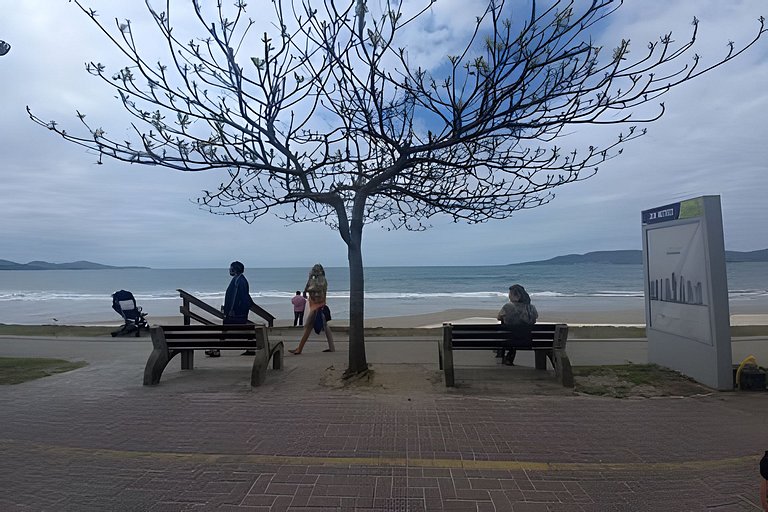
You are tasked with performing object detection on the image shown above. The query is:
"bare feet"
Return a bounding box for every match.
[288,348,301,355]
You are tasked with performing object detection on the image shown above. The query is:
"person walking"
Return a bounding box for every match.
[291,290,307,326]
[289,263,335,354]
[206,261,254,357]
[496,284,538,365]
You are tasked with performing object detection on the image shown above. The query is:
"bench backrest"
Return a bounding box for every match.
[152,324,268,350]
[444,323,566,350]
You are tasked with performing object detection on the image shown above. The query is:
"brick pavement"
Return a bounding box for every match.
[0,335,766,511]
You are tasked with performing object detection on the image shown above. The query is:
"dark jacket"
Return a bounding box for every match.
[224,274,252,318]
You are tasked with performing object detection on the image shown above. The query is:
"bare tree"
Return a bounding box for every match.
[29,0,765,376]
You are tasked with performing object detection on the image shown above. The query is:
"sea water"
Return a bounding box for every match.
[0,263,766,324]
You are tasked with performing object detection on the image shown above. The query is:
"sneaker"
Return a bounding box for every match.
[241,350,256,356]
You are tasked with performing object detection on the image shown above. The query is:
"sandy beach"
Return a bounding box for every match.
[87,305,767,333]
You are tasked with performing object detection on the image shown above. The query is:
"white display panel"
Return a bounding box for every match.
[645,220,712,345]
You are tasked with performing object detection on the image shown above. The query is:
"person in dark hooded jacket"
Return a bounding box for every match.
[223,261,252,324]
[495,284,538,365]
[206,261,254,357]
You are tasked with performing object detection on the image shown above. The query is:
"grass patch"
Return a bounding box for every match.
[0,357,88,385]
[573,364,710,398]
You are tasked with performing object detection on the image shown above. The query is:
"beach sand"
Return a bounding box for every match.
[102,307,650,329]
[103,307,767,337]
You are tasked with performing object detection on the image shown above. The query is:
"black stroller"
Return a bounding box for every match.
[110,289,149,337]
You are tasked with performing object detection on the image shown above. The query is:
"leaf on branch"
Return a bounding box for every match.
[367,28,382,48]
[612,40,630,61]
[251,57,265,70]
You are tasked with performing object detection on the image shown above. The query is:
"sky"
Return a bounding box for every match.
[0,0,766,269]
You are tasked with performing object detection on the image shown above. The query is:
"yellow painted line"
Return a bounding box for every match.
[0,439,756,472]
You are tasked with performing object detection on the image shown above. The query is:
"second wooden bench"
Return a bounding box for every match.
[440,323,574,388]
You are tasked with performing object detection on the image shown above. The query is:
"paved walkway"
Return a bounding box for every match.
[0,334,767,511]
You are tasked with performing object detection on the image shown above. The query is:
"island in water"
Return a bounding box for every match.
[2,249,766,270]
[0,259,149,271]
[514,249,768,265]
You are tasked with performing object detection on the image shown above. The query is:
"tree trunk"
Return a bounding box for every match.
[345,214,368,376]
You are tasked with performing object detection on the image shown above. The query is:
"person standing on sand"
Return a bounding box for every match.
[291,290,307,327]
[206,261,254,357]
[496,284,538,365]
[289,263,335,354]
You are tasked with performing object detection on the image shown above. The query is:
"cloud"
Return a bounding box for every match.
[0,0,766,268]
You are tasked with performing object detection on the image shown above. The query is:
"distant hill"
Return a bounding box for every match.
[725,249,768,262]
[514,249,768,265]
[0,259,149,270]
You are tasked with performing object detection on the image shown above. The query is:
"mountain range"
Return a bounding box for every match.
[2,250,766,269]
[515,249,768,265]
[0,260,149,270]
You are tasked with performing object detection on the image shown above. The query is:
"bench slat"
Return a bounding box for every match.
[448,342,554,349]
[163,333,262,341]
[449,324,557,332]
[159,325,260,332]
[166,341,262,350]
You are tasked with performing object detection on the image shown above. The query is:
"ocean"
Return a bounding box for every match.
[1,263,766,325]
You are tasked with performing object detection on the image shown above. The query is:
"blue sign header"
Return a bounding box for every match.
[642,202,680,225]
[642,197,705,225]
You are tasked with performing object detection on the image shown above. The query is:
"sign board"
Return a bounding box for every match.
[641,196,732,390]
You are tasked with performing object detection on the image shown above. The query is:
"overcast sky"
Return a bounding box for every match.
[1,0,766,269]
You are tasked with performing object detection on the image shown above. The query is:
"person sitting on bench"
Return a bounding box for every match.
[495,284,538,365]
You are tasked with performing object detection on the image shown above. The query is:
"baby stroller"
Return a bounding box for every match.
[110,289,149,337]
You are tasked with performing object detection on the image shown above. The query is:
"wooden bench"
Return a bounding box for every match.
[440,323,574,388]
[143,324,283,387]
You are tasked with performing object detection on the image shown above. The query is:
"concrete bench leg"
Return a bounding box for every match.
[553,349,574,388]
[181,350,193,370]
[442,330,455,387]
[144,349,171,386]
[534,350,548,370]
[251,348,269,387]
[271,342,284,370]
